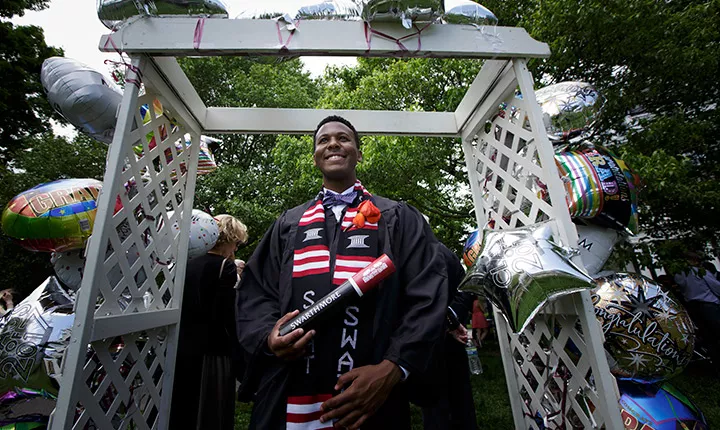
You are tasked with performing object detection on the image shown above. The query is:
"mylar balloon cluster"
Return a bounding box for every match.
[363,0,444,28]
[2,179,103,253]
[97,0,229,30]
[50,249,86,290]
[296,0,364,20]
[236,0,497,29]
[459,221,593,333]
[555,143,641,234]
[0,277,74,402]
[618,380,708,430]
[443,0,497,26]
[575,224,621,276]
[41,57,122,145]
[535,81,603,144]
[0,278,139,427]
[592,273,695,383]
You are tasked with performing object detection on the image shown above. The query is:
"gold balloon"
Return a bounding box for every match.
[592,273,695,383]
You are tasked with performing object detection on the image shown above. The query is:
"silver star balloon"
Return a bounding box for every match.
[459,221,593,333]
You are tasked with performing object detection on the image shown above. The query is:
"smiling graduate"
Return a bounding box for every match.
[236,115,449,430]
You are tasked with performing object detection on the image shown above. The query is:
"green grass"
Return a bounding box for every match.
[233,341,717,429]
[668,360,720,427]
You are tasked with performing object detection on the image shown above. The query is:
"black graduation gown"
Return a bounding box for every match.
[170,253,239,430]
[236,196,449,429]
[422,246,478,430]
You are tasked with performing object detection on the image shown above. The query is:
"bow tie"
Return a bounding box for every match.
[323,191,356,207]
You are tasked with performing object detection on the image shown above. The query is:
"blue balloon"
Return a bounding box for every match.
[462,229,481,267]
[618,380,708,430]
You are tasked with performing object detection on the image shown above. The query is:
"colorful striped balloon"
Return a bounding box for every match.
[1,179,102,252]
[554,144,640,234]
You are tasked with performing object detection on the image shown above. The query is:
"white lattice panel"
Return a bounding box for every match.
[49,22,623,429]
[51,57,200,430]
[461,59,622,429]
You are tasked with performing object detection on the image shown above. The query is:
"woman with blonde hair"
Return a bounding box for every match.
[170,214,248,429]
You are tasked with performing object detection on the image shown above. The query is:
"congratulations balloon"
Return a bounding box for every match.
[592,273,695,383]
[167,209,219,260]
[0,277,75,399]
[363,0,443,28]
[41,57,122,145]
[575,224,622,276]
[459,221,593,333]
[534,81,603,143]
[97,0,229,30]
[618,380,708,430]
[443,0,497,26]
[50,250,85,290]
[555,143,641,234]
[2,179,103,252]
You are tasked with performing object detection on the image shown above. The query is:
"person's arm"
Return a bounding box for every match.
[451,292,474,325]
[703,271,720,298]
[235,214,286,360]
[236,213,313,364]
[382,204,449,374]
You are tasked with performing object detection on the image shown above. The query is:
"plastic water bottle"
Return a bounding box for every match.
[466,339,483,375]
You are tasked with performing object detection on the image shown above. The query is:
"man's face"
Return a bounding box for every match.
[313,122,362,181]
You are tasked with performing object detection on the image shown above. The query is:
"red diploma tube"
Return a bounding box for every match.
[278,254,395,336]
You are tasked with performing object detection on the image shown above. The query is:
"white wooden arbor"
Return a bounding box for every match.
[50,18,623,429]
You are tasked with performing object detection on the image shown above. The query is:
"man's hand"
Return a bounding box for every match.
[319,360,402,429]
[235,259,246,277]
[267,310,315,360]
[449,324,469,345]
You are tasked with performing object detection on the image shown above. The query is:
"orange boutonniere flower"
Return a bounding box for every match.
[346,200,381,231]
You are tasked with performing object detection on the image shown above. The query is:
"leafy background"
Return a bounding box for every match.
[1,0,719,427]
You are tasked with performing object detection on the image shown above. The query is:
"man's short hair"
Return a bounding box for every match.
[313,115,361,149]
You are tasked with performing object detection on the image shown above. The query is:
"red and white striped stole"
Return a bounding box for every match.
[293,199,330,278]
[286,394,333,430]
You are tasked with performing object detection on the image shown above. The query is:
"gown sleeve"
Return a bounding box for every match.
[382,203,449,375]
[218,258,240,348]
[236,212,288,360]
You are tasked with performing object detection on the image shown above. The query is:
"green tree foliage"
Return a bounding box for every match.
[0,0,49,18]
[288,58,484,252]
[484,0,720,269]
[178,57,320,258]
[0,0,71,297]
[0,0,64,169]
[0,134,107,296]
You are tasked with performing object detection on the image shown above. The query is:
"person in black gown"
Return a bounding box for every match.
[169,214,248,430]
[236,116,448,429]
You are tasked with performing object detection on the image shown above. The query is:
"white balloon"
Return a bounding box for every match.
[168,209,219,260]
[575,224,622,276]
[41,57,122,144]
[50,249,86,290]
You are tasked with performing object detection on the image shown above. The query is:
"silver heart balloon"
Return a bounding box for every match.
[459,221,593,333]
[97,0,229,30]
